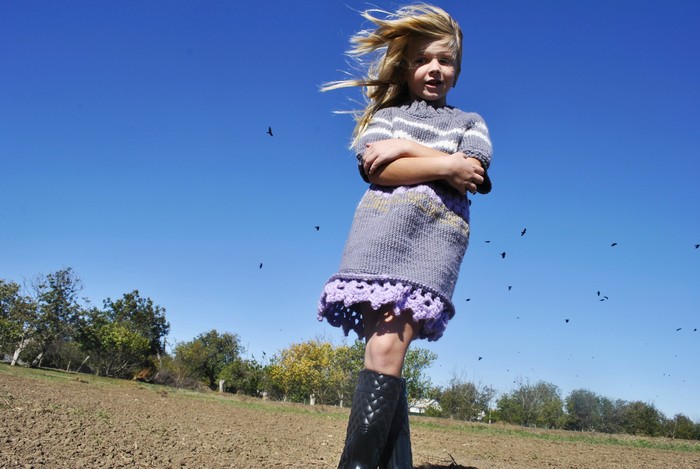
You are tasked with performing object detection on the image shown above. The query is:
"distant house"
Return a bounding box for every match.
[409,398,441,414]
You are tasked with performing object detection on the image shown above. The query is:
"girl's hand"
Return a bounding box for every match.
[362,139,410,175]
[443,153,485,195]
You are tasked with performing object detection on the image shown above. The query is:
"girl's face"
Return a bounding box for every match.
[404,37,456,107]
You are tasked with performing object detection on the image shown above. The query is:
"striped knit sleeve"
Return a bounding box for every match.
[458,113,492,170]
[354,108,395,156]
[353,108,395,182]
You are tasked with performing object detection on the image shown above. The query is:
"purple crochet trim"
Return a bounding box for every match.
[317,278,452,341]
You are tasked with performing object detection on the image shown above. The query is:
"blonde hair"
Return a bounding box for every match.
[322,4,463,146]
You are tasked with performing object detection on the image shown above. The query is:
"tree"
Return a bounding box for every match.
[267,339,345,404]
[402,347,438,401]
[598,396,625,434]
[0,280,37,365]
[565,389,602,431]
[438,373,495,421]
[174,330,242,389]
[333,340,365,407]
[30,268,85,368]
[496,379,564,428]
[102,290,169,357]
[73,291,169,377]
[76,307,151,377]
[218,355,266,396]
[665,413,698,440]
[618,401,664,437]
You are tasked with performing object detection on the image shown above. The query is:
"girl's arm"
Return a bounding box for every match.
[362,139,485,195]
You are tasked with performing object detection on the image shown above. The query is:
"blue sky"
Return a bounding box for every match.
[2,1,698,420]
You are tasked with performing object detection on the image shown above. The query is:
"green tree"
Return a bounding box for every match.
[0,280,36,365]
[565,389,602,431]
[619,401,664,437]
[103,290,169,357]
[30,268,85,368]
[664,413,698,440]
[76,307,151,377]
[496,379,563,428]
[402,347,437,401]
[437,373,495,421]
[174,330,242,389]
[267,339,344,404]
[598,396,625,434]
[536,381,565,428]
[74,291,168,377]
[333,340,365,407]
[218,355,266,396]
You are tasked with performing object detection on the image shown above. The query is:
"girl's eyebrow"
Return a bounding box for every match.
[412,50,454,59]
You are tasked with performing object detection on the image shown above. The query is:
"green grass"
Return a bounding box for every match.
[412,416,700,453]
[3,363,699,454]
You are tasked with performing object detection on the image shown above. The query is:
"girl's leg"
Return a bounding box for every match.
[362,305,420,377]
[338,306,418,468]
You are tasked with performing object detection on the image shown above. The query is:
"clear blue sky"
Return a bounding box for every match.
[2,1,698,420]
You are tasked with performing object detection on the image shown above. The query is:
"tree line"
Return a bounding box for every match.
[1,269,698,441]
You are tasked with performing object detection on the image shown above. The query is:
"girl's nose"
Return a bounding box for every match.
[428,58,441,72]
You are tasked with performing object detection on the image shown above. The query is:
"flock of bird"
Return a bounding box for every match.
[258,124,697,408]
[482,227,698,328]
[263,124,698,335]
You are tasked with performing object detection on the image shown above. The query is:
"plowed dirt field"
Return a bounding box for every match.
[2,365,699,468]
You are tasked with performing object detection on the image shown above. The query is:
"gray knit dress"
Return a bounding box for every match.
[318,100,492,341]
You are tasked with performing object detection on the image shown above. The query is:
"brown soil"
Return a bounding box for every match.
[1,365,699,468]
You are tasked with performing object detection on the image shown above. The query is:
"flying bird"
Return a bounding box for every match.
[508,285,513,291]
[478,356,483,361]
[485,240,491,243]
[565,319,570,323]
[695,244,699,249]
[267,126,273,136]
[611,242,618,247]
[500,252,506,259]
[465,298,471,302]
[314,226,320,231]
[521,228,527,236]
[259,263,263,269]
[676,328,682,332]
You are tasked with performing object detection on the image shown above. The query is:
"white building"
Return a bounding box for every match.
[409,398,441,414]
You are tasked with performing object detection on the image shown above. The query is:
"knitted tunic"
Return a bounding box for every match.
[318,100,492,341]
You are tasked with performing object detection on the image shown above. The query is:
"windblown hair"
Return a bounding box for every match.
[322,4,463,146]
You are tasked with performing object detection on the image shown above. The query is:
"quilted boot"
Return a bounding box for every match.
[379,378,413,468]
[338,369,403,469]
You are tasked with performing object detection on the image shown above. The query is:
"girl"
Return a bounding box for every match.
[318,4,492,468]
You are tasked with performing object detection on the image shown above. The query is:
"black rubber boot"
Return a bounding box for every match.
[338,369,403,469]
[379,378,413,469]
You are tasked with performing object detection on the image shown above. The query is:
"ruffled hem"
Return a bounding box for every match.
[317,277,453,341]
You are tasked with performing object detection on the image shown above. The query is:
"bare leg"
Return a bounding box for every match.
[337,305,418,468]
[362,305,419,377]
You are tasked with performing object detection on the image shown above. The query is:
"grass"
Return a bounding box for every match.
[3,363,699,454]
[410,415,700,453]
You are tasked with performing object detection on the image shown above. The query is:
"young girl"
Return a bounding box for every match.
[318,4,492,468]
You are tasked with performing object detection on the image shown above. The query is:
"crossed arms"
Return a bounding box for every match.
[360,139,486,196]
